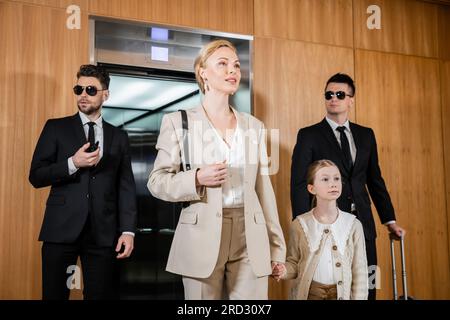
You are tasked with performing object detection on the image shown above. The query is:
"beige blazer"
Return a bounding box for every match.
[148,106,286,278]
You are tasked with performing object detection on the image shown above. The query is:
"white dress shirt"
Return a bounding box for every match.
[68,112,134,237]
[325,117,395,226]
[68,112,104,175]
[313,233,336,285]
[204,110,245,209]
[325,117,356,163]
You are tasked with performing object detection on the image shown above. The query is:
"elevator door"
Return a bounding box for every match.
[102,70,199,299]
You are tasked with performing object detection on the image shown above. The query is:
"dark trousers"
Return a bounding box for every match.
[365,238,377,300]
[41,219,118,300]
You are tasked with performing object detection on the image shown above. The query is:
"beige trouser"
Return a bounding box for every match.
[182,208,268,300]
[307,280,338,300]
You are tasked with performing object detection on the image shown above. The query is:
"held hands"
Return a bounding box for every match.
[271,261,286,282]
[116,234,134,259]
[387,223,406,240]
[72,142,100,168]
[195,160,227,187]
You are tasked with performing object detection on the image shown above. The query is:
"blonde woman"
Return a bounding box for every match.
[148,40,286,300]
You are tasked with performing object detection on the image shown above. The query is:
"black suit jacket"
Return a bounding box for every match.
[290,118,395,240]
[29,113,137,246]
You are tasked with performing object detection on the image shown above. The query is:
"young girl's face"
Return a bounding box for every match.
[308,165,342,201]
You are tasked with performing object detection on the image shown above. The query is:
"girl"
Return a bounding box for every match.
[275,159,368,300]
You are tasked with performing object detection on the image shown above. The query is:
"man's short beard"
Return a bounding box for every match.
[78,103,102,115]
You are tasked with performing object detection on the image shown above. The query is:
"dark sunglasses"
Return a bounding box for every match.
[324,91,353,100]
[73,85,106,96]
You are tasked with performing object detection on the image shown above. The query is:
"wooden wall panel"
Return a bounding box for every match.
[0,1,88,299]
[438,5,450,60]
[1,0,450,301]
[354,0,439,58]
[253,37,354,299]
[423,0,450,4]
[88,0,254,35]
[355,50,450,299]
[442,60,450,274]
[6,0,88,10]
[254,0,353,47]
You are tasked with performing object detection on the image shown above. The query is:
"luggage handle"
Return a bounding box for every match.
[390,233,408,300]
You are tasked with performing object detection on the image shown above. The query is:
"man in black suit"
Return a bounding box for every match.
[290,73,405,300]
[29,64,137,300]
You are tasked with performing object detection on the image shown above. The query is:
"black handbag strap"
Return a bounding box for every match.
[180,109,191,209]
[180,109,191,171]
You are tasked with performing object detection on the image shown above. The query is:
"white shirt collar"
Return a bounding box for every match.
[325,117,350,132]
[203,106,240,129]
[78,111,103,128]
[203,106,240,148]
[298,209,356,256]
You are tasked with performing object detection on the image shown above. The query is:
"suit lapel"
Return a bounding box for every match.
[93,120,113,173]
[189,106,212,167]
[190,105,211,135]
[189,106,223,205]
[349,122,360,170]
[231,108,252,208]
[319,118,351,174]
[72,113,87,147]
[232,107,250,184]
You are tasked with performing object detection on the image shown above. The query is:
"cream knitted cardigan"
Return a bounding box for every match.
[283,210,368,300]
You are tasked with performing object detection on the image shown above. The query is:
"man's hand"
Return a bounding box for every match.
[116,234,134,259]
[387,223,406,240]
[72,142,100,168]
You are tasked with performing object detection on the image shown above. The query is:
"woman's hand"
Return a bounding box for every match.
[271,261,286,282]
[196,161,228,187]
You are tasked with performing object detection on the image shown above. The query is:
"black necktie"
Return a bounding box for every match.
[336,126,353,171]
[87,122,96,151]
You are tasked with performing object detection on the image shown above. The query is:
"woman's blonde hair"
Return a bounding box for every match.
[306,159,340,207]
[194,39,237,94]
